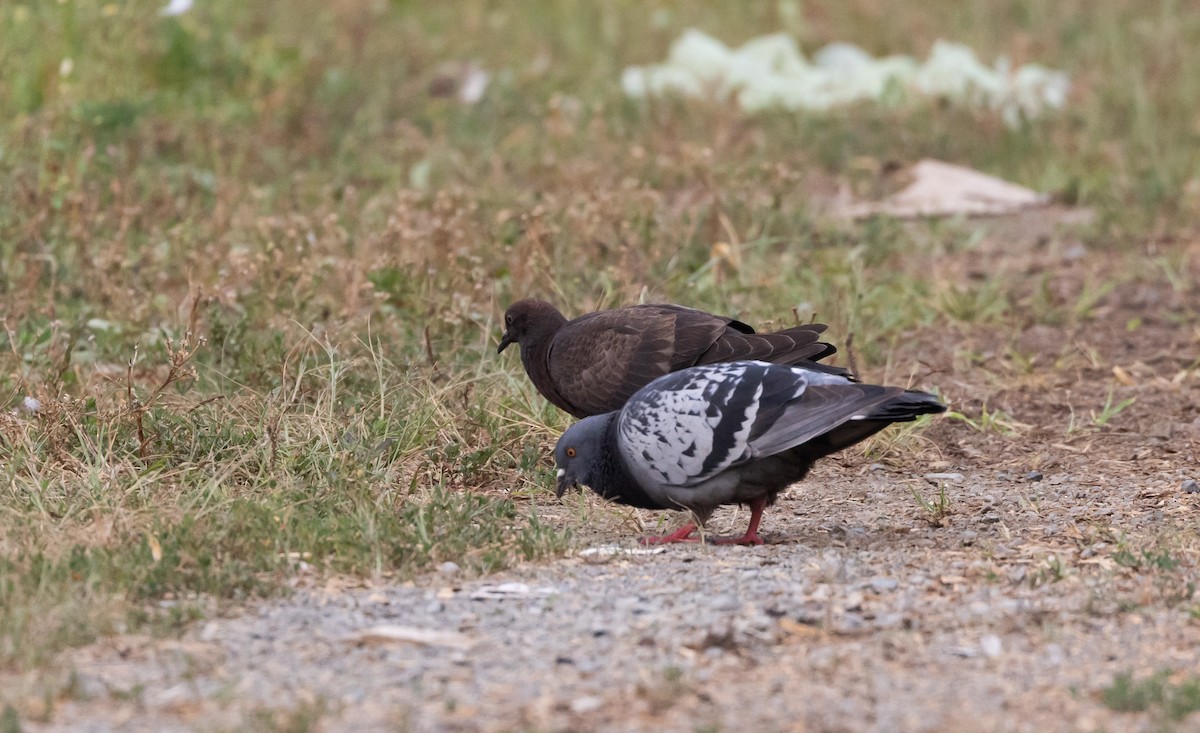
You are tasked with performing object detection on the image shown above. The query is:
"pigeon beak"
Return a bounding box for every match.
[554,468,576,499]
[497,330,514,354]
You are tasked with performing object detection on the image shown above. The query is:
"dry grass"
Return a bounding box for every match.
[0,1,1199,711]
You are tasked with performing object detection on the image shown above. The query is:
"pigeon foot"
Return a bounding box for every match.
[709,496,769,546]
[640,523,699,544]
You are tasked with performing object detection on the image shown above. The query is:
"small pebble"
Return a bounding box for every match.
[980,634,1003,658]
[571,696,604,714]
[1183,479,1199,494]
[924,472,964,481]
[1025,470,1044,482]
[869,577,899,593]
[869,463,887,472]
[960,530,978,544]
[711,594,740,612]
[438,561,460,576]
[980,512,1002,524]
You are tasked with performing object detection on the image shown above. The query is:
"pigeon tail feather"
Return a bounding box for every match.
[860,389,947,422]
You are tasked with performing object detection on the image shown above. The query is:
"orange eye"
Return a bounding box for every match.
[566,447,576,458]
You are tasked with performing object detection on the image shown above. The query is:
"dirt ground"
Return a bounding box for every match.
[7,211,1200,732]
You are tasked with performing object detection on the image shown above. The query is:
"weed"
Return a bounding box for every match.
[0,705,20,733]
[1113,546,1179,572]
[911,483,952,527]
[1102,671,1200,722]
[864,413,941,460]
[940,281,1011,324]
[638,666,691,715]
[1092,388,1137,428]
[240,701,327,733]
[945,405,1029,436]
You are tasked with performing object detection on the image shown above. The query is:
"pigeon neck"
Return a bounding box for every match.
[590,414,665,510]
[522,310,573,414]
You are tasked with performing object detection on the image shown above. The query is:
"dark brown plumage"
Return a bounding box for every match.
[497,298,850,418]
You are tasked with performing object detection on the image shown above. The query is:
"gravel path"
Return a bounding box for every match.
[17,463,1200,733]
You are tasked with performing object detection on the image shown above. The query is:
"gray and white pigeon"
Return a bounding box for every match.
[498,298,849,418]
[553,361,945,544]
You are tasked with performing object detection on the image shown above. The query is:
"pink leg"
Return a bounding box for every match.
[712,496,768,545]
[640,523,699,545]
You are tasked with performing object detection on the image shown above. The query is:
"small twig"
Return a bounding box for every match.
[125,333,205,459]
[845,331,860,381]
[423,325,439,368]
[790,307,819,326]
[188,394,226,412]
[266,412,280,470]
[186,287,203,339]
[126,343,147,458]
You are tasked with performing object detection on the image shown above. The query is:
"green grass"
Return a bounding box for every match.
[910,481,952,527]
[1,0,1199,676]
[1103,671,1200,723]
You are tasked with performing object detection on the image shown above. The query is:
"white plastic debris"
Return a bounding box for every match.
[347,625,475,650]
[159,0,193,17]
[468,582,556,600]
[832,159,1049,219]
[623,30,1069,126]
[578,545,669,558]
[457,65,490,105]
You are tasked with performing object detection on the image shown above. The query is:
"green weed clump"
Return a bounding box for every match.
[1103,671,1200,722]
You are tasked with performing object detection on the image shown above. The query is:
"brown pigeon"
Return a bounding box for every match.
[498,298,850,418]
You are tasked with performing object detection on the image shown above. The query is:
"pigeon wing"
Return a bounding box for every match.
[638,304,836,369]
[698,325,838,367]
[628,304,753,371]
[548,308,683,416]
[615,362,775,488]
[616,363,901,487]
[743,379,904,458]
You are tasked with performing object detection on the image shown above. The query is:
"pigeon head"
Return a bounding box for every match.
[553,415,610,498]
[498,299,566,354]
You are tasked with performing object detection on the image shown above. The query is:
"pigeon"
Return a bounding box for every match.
[553,361,945,544]
[498,298,849,418]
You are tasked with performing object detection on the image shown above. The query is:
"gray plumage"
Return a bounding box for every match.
[554,361,946,544]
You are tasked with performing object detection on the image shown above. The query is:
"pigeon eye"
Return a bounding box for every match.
[566,447,577,458]
[505,315,513,326]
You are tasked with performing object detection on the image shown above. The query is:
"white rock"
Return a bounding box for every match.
[570,696,604,714]
[980,634,1003,658]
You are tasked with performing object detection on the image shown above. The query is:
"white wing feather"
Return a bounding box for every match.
[616,363,779,487]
